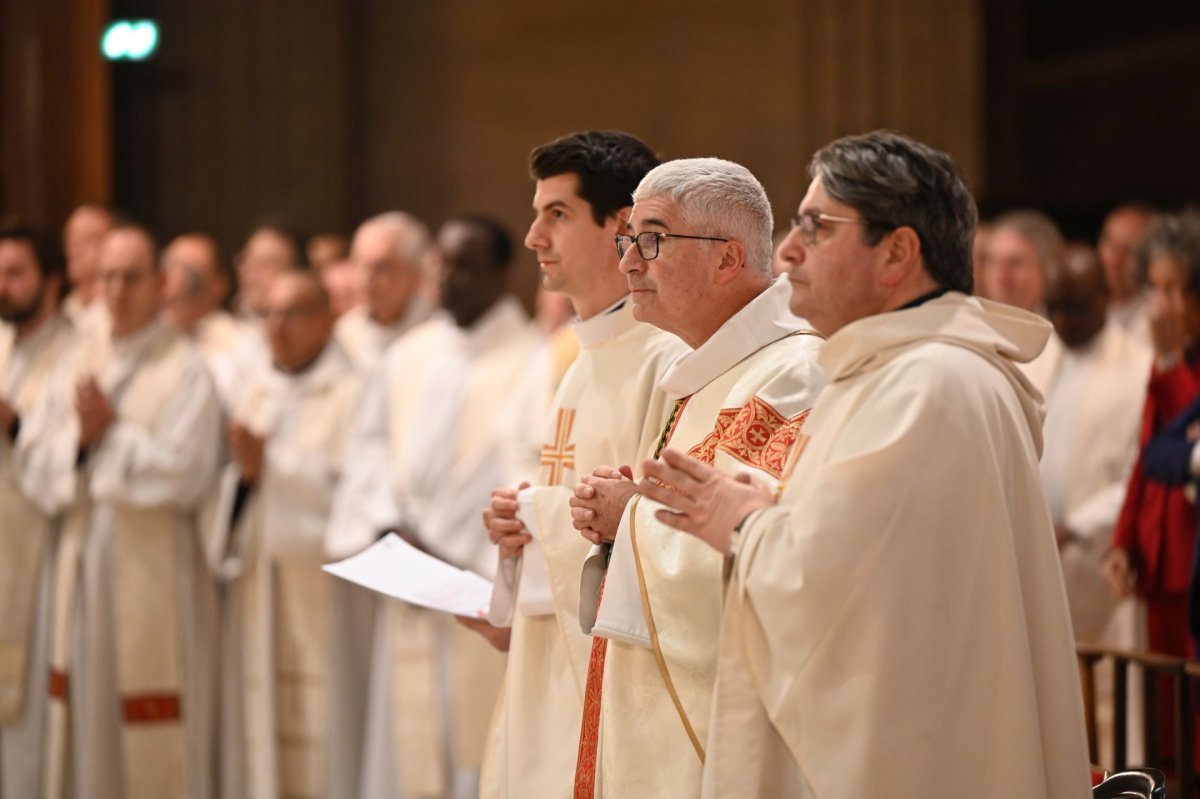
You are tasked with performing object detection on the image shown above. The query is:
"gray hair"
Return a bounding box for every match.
[1136,208,1200,292]
[357,211,431,268]
[991,210,1065,272]
[632,158,774,278]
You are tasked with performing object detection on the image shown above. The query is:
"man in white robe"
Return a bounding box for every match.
[1098,203,1154,347]
[160,233,243,408]
[643,131,1091,798]
[0,226,76,798]
[1040,244,1151,766]
[334,212,432,373]
[327,216,547,799]
[60,203,114,338]
[207,271,367,799]
[980,209,1067,393]
[34,223,222,799]
[465,131,686,798]
[567,158,825,798]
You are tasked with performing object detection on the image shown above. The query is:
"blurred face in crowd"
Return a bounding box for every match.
[63,205,113,296]
[161,235,227,334]
[237,228,295,316]
[1098,207,1152,302]
[980,225,1046,313]
[1147,253,1200,349]
[319,259,362,317]
[307,233,348,274]
[351,222,421,326]
[525,173,620,311]
[1045,245,1109,349]
[778,177,890,337]
[264,272,334,373]
[99,228,163,338]
[0,239,56,330]
[436,220,506,329]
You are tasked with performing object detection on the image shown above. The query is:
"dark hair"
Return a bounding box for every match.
[0,223,66,281]
[1136,209,1200,294]
[809,130,978,293]
[449,214,514,269]
[529,130,660,225]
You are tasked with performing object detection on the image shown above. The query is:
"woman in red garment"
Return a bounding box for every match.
[1104,210,1200,768]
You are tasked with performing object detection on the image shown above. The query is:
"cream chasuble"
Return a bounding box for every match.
[333,297,430,374]
[576,277,826,799]
[0,314,79,798]
[706,294,1091,799]
[36,322,221,799]
[332,298,548,799]
[1038,321,1150,766]
[61,293,110,341]
[207,340,365,799]
[193,309,246,410]
[480,299,687,799]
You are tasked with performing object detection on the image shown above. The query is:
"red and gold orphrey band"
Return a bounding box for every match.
[571,394,807,797]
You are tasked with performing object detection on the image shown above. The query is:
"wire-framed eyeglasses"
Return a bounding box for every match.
[790,211,872,246]
[614,231,730,261]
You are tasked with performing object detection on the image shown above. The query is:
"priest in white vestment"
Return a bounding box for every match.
[0,227,77,798]
[470,131,687,798]
[1098,203,1154,348]
[567,159,825,799]
[643,132,1090,798]
[60,203,114,339]
[1039,245,1151,766]
[31,224,222,799]
[334,212,432,373]
[160,233,244,409]
[207,271,368,799]
[327,216,548,799]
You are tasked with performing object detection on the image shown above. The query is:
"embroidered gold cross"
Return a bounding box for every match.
[540,407,577,484]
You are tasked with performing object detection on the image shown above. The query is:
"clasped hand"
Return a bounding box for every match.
[570,465,638,545]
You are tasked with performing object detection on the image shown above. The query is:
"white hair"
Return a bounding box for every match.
[356,211,431,268]
[632,157,774,278]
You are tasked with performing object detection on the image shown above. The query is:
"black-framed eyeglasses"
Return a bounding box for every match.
[614,231,730,261]
[790,211,872,246]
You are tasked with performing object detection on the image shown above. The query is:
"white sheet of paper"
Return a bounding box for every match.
[322,533,493,617]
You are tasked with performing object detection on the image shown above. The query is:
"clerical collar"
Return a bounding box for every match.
[658,276,807,399]
[573,295,631,349]
[894,287,950,312]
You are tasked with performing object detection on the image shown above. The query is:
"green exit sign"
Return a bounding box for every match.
[101,20,159,61]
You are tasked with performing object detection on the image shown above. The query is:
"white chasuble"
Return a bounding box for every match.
[0,314,78,798]
[344,298,548,799]
[706,294,1091,798]
[39,322,221,799]
[577,277,826,799]
[480,299,688,799]
[208,341,364,799]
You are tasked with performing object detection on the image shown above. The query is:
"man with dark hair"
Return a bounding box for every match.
[639,131,1090,797]
[0,225,74,799]
[35,221,221,799]
[463,130,687,799]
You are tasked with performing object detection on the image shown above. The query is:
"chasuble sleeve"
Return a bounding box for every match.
[90,358,221,511]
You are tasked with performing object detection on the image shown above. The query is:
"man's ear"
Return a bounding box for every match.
[713,241,747,286]
[878,226,922,288]
[609,205,633,233]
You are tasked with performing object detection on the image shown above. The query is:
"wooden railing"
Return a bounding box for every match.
[1078,644,1195,799]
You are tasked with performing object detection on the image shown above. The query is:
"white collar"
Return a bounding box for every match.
[658,276,810,399]
[573,296,631,349]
